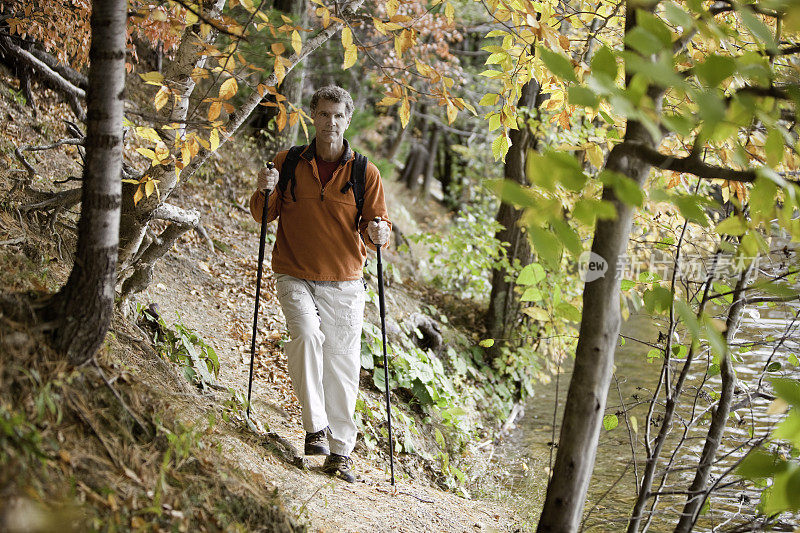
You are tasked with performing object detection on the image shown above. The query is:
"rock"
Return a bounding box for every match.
[408,312,442,352]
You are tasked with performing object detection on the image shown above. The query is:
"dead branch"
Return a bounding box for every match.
[28,46,88,90]
[0,35,86,121]
[152,203,214,251]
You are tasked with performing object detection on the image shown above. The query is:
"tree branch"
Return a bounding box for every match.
[617,142,762,182]
[0,35,86,121]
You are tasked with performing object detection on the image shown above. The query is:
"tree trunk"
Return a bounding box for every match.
[44,0,126,365]
[485,79,539,346]
[250,0,307,152]
[537,6,668,529]
[422,125,440,197]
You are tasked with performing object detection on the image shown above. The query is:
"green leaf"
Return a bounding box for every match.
[520,287,542,302]
[556,302,582,322]
[603,414,619,431]
[528,226,563,267]
[772,378,800,407]
[573,198,617,225]
[591,46,617,80]
[662,113,696,136]
[478,339,495,348]
[662,1,693,28]
[789,353,799,367]
[636,10,673,47]
[715,215,748,236]
[624,26,664,56]
[538,46,578,83]
[373,366,386,391]
[694,55,736,87]
[673,194,710,227]
[600,170,644,207]
[751,176,779,221]
[479,93,500,106]
[492,133,511,161]
[551,219,583,258]
[517,263,546,285]
[484,178,538,207]
[739,7,778,51]
[765,127,785,167]
[546,151,588,191]
[643,286,674,314]
[767,362,782,372]
[568,86,598,107]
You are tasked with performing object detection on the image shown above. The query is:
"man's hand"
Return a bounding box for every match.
[368,219,390,246]
[257,164,279,193]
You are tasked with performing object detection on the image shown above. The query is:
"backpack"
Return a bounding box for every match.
[277,145,368,230]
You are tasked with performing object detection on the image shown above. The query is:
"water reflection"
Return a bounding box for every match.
[493,300,800,531]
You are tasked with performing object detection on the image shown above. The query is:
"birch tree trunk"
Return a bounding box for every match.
[44,0,126,365]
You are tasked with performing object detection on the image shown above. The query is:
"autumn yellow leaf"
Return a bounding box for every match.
[275,106,287,131]
[139,71,164,85]
[373,18,388,35]
[378,96,400,106]
[181,144,191,166]
[445,2,454,23]
[133,185,144,205]
[446,100,457,124]
[240,0,255,12]
[343,46,357,69]
[386,0,399,18]
[208,101,222,121]
[395,29,415,58]
[280,14,293,23]
[136,147,156,160]
[342,27,353,48]
[291,30,302,54]
[210,128,220,151]
[274,57,286,84]
[586,144,604,168]
[399,98,411,128]
[219,77,238,100]
[145,179,155,198]
[154,86,169,111]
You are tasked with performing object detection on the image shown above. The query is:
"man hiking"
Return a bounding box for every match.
[250,85,391,483]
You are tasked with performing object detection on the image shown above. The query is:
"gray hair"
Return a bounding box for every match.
[310,85,354,117]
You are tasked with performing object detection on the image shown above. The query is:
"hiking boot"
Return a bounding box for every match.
[322,453,355,483]
[304,429,330,456]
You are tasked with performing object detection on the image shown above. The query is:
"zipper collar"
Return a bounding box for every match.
[302,138,353,167]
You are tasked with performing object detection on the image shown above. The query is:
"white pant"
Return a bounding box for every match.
[275,274,365,456]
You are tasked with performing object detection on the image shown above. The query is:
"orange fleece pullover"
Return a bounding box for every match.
[250,140,391,282]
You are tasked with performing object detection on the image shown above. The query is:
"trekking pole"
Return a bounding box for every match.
[247,162,274,422]
[373,216,395,485]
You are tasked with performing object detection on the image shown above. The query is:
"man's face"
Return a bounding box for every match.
[311,99,351,145]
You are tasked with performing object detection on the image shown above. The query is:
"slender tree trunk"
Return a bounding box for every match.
[422,126,440,196]
[674,265,751,531]
[537,5,669,528]
[44,0,126,365]
[485,79,539,346]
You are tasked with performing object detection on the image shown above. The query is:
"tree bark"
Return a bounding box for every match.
[485,79,539,347]
[422,125,440,196]
[44,0,126,365]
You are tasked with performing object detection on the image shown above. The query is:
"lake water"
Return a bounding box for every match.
[493,294,800,531]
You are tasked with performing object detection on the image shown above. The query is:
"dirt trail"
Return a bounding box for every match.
[134,181,523,532]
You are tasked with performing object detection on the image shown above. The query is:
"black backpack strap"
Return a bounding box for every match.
[340,151,368,230]
[277,145,305,202]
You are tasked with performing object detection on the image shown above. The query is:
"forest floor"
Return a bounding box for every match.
[0,80,528,531]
